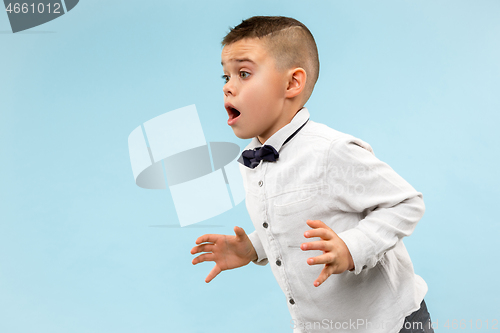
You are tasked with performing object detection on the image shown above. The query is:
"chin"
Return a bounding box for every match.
[232,129,253,140]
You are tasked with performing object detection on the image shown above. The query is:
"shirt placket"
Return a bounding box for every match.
[258,162,302,324]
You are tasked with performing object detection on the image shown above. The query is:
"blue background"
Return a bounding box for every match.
[1,0,499,332]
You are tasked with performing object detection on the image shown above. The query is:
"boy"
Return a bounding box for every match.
[191,16,433,333]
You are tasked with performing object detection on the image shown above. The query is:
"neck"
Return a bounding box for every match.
[257,104,304,144]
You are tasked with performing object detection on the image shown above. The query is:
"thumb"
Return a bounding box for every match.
[234,226,247,239]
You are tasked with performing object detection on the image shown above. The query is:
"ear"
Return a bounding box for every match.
[285,67,307,99]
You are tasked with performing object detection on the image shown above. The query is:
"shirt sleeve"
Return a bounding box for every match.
[327,135,426,275]
[247,230,269,266]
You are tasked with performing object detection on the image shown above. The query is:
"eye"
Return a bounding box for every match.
[239,71,250,79]
[221,74,230,84]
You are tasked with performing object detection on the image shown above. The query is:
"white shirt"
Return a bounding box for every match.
[240,107,428,333]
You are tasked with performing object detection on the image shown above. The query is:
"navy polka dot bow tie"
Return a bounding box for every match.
[239,118,309,169]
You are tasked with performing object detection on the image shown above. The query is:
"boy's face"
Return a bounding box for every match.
[221,38,290,143]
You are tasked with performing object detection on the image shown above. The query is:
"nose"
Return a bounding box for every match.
[223,79,234,97]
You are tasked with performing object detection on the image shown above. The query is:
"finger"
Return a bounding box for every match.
[304,228,333,240]
[205,264,222,283]
[234,226,247,239]
[191,244,215,255]
[314,266,335,287]
[301,240,333,252]
[306,252,335,265]
[192,253,215,265]
[195,234,219,245]
[306,219,327,228]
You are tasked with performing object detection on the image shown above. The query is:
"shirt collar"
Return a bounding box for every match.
[246,107,310,152]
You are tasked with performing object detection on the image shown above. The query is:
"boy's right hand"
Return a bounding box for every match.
[191,226,257,283]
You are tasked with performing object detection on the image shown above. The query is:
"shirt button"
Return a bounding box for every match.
[263,222,268,228]
[276,259,282,266]
[289,298,295,305]
[258,180,263,187]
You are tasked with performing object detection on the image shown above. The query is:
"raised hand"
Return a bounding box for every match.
[191,226,257,283]
[301,219,355,287]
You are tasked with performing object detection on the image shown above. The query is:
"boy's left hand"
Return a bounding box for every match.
[301,219,355,287]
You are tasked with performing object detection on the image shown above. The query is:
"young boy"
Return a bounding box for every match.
[191,16,433,333]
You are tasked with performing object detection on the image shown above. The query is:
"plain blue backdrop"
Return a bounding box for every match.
[1,0,499,332]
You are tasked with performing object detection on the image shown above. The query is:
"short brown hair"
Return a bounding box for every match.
[222,16,320,104]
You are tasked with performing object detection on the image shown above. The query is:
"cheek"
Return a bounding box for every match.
[266,74,286,98]
[250,80,279,103]
[242,82,266,104]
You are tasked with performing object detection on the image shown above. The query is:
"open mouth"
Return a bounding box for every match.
[225,103,241,123]
[228,107,241,120]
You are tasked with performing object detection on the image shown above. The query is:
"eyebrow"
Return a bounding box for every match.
[221,58,256,66]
